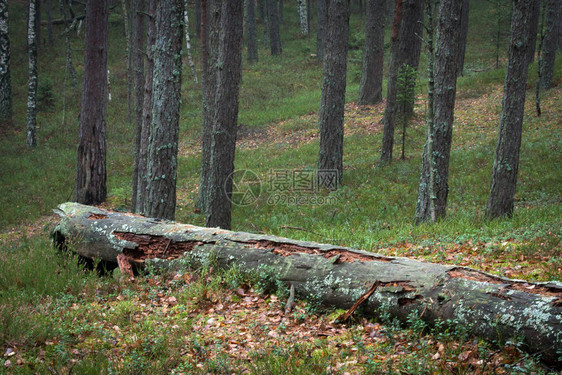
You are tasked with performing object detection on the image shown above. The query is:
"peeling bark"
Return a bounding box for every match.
[53,203,562,367]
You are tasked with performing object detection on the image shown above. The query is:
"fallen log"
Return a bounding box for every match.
[52,202,562,367]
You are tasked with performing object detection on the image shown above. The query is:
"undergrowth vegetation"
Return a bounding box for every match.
[0,0,560,373]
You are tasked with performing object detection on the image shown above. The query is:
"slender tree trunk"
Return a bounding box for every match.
[26,0,38,148]
[487,0,536,219]
[121,0,132,125]
[539,0,559,90]
[316,0,327,61]
[245,0,258,64]
[415,0,463,223]
[131,0,146,212]
[317,0,350,188]
[527,0,540,64]
[198,0,220,214]
[75,0,109,204]
[258,0,265,21]
[268,0,282,55]
[456,0,469,77]
[380,0,424,164]
[357,0,386,105]
[59,0,77,88]
[143,0,184,220]
[34,0,40,47]
[279,0,283,25]
[205,1,244,230]
[195,0,201,38]
[414,0,436,223]
[135,0,156,214]
[46,0,53,46]
[184,0,198,83]
[297,0,308,36]
[0,0,12,125]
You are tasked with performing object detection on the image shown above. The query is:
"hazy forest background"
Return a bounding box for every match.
[0,0,561,373]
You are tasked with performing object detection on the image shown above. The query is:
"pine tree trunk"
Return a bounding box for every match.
[53,202,562,369]
[184,0,198,83]
[195,0,201,38]
[75,0,108,204]
[487,0,536,219]
[380,0,424,164]
[539,0,559,90]
[317,0,350,188]
[205,1,244,230]
[357,0,386,105]
[316,0,327,61]
[26,0,38,148]
[0,0,12,125]
[134,0,156,214]
[415,0,463,223]
[245,0,259,64]
[59,0,77,88]
[143,0,184,220]
[46,0,53,46]
[297,0,308,36]
[131,0,146,212]
[456,0,469,77]
[268,0,282,55]
[198,0,221,214]
[527,0,540,64]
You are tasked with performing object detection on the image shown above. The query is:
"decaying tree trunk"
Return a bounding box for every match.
[52,203,562,367]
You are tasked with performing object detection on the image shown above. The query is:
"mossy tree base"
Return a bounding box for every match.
[53,203,562,367]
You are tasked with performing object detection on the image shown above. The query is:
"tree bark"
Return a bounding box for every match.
[245,0,259,64]
[134,0,155,214]
[527,0,540,64]
[26,0,38,148]
[0,0,12,125]
[131,0,146,212]
[297,0,308,36]
[380,0,424,164]
[184,0,198,83]
[75,0,108,204]
[52,202,562,368]
[316,0,327,61]
[415,0,463,223]
[456,0,469,77]
[198,0,220,214]
[268,0,282,55]
[59,0,77,88]
[205,1,244,230]
[487,0,536,219]
[317,0,350,189]
[143,0,184,220]
[357,0,386,105]
[539,0,559,90]
[46,0,53,46]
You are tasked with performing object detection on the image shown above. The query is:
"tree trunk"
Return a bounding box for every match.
[198,0,220,214]
[134,0,155,214]
[75,0,108,204]
[26,0,38,148]
[131,0,146,212]
[357,0,386,105]
[297,0,308,36]
[184,0,198,83]
[456,0,469,77]
[317,0,350,189]
[414,0,436,223]
[380,0,424,164]
[487,0,535,219]
[527,0,540,64]
[268,0,282,55]
[195,0,201,38]
[120,0,132,125]
[52,202,562,368]
[245,0,259,64]
[46,0,53,46]
[205,1,244,230]
[539,0,559,90]
[59,0,77,88]
[415,0,463,223]
[0,0,12,125]
[316,0,327,61]
[143,0,184,220]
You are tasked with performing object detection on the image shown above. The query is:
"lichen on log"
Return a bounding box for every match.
[52,203,562,367]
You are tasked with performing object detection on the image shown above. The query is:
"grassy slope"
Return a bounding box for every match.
[0,1,561,373]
